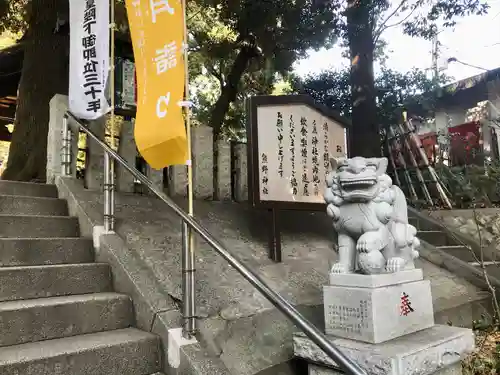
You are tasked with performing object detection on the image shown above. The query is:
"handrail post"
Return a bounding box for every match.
[182,221,196,338]
[104,152,115,232]
[61,115,72,177]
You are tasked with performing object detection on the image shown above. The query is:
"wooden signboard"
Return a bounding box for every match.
[246,95,350,261]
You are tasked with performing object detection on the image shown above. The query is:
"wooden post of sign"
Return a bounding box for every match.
[268,208,282,263]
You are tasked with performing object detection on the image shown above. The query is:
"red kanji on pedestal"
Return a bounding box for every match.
[400,292,414,316]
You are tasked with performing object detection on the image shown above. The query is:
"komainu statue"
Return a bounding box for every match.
[324,157,420,275]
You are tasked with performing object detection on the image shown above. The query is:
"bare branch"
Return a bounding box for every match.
[374,0,407,39]
[472,205,500,322]
[374,4,419,44]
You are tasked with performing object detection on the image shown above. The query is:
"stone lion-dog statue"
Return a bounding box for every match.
[324,156,420,275]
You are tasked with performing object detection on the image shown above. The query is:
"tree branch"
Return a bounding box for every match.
[205,63,225,86]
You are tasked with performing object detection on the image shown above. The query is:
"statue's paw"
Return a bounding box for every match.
[386,257,406,273]
[330,263,351,274]
[412,250,420,259]
[412,237,420,250]
[357,232,384,253]
[408,225,417,237]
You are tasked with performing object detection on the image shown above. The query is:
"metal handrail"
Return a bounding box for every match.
[63,110,367,375]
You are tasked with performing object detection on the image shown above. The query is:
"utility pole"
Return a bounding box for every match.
[431,33,439,89]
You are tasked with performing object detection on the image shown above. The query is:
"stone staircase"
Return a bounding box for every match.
[0,180,163,374]
[409,212,500,282]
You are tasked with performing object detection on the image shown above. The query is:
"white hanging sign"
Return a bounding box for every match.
[122,59,136,108]
[68,0,110,119]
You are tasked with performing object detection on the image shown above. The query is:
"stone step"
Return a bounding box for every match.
[0,195,68,216]
[0,293,133,347]
[434,290,492,328]
[0,181,58,198]
[436,245,480,263]
[0,238,94,267]
[418,230,457,246]
[0,263,112,302]
[0,215,80,238]
[0,328,161,375]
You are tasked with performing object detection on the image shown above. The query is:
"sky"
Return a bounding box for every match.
[293,1,500,84]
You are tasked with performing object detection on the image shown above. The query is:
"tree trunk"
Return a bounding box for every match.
[346,0,380,158]
[2,0,69,182]
[210,47,254,200]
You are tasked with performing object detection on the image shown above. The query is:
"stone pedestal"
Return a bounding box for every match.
[294,325,474,375]
[293,269,474,375]
[324,269,434,344]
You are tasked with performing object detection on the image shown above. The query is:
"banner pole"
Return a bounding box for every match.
[181,0,196,339]
[110,0,116,150]
[104,0,116,232]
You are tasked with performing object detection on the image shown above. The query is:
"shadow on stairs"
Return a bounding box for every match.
[0,180,163,375]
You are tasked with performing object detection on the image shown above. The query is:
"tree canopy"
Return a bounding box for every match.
[188,0,343,136]
[327,0,490,157]
[0,0,492,181]
[293,66,450,126]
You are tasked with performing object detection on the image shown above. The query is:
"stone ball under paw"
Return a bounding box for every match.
[358,251,386,274]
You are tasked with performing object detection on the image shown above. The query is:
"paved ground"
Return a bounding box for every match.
[66,181,485,375]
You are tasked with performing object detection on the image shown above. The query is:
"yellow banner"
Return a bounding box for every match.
[125,0,187,169]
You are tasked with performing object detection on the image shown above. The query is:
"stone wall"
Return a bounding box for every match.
[429,208,500,247]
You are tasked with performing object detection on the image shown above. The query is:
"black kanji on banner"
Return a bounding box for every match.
[82,0,102,113]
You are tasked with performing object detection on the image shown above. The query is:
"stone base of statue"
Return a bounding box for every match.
[293,269,475,375]
[293,325,474,375]
[324,269,434,344]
